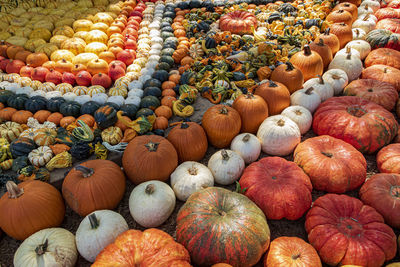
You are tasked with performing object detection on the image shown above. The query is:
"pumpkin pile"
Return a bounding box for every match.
[0,0,400,266]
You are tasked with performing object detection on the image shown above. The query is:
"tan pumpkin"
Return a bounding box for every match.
[50,35,69,48]
[24,38,46,53]
[52,26,74,38]
[29,28,52,42]
[35,43,58,58]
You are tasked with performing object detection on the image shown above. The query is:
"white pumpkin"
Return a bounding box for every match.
[257,115,301,156]
[328,52,363,81]
[14,228,77,267]
[28,146,53,167]
[107,95,125,106]
[352,14,376,33]
[336,46,361,59]
[76,210,128,262]
[345,40,371,60]
[360,0,380,12]
[358,4,374,15]
[358,13,378,22]
[91,93,108,104]
[230,133,261,164]
[170,161,214,201]
[290,87,321,113]
[322,69,349,95]
[15,86,34,95]
[63,92,77,102]
[128,88,143,98]
[302,75,334,101]
[281,106,312,135]
[45,91,62,99]
[352,28,366,40]
[207,149,245,185]
[125,95,141,107]
[129,180,176,228]
[30,90,46,97]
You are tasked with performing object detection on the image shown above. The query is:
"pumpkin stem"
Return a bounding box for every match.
[305,87,314,95]
[221,149,230,161]
[6,181,24,198]
[321,151,333,158]
[294,109,303,116]
[35,239,48,256]
[242,133,251,142]
[292,254,301,260]
[75,165,94,178]
[244,92,255,99]
[145,141,160,152]
[180,122,189,129]
[285,61,295,71]
[303,45,311,56]
[324,28,331,35]
[355,28,360,35]
[331,74,341,80]
[390,185,400,198]
[268,80,278,87]
[317,75,324,84]
[277,119,285,127]
[219,106,229,114]
[188,165,198,175]
[145,184,155,195]
[346,51,352,60]
[89,213,100,229]
[384,67,388,73]
[345,46,351,54]
[363,13,370,21]
[317,38,325,46]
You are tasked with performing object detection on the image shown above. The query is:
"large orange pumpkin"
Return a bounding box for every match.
[92,229,191,266]
[232,93,269,134]
[167,122,208,163]
[361,64,400,91]
[364,48,400,69]
[219,11,257,35]
[0,180,65,240]
[62,159,126,216]
[264,237,322,267]
[254,80,290,115]
[289,45,324,81]
[201,105,241,148]
[122,135,178,184]
[376,143,400,173]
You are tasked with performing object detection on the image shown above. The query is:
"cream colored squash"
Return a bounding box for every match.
[345,40,371,60]
[230,133,261,164]
[76,210,128,263]
[322,68,349,95]
[73,31,88,40]
[13,228,77,267]
[328,52,363,81]
[281,106,313,135]
[28,146,53,167]
[303,75,334,101]
[90,22,109,33]
[257,115,301,156]
[352,14,376,34]
[129,181,176,228]
[50,35,69,48]
[290,87,321,113]
[208,149,245,185]
[170,161,214,201]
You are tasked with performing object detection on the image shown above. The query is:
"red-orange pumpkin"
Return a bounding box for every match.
[26,52,49,68]
[359,173,400,228]
[46,112,63,125]
[0,180,65,240]
[11,110,32,124]
[364,48,400,69]
[361,64,400,91]
[62,159,126,216]
[201,105,241,148]
[219,11,257,35]
[239,156,313,220]
[294,135,366,193]
[264,237,322,267]
[305,194,397,267]
[92,229,191,266]
[313,96,398,153]
[0,107,17,121]
[376,18,400,34]
[167,122,208,162]
[377,143,400,173]
[122,135,178,184]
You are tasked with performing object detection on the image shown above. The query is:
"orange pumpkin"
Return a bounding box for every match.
[329,22,353,48]
[11,110,33,124]
[6,45,24,59]
[364,48,400,69]
[87,58,109,75]
[162,81,176,90]
[0,180,65,240]
[55,58,73,73]
[161,89,176,97]
[270,62,304,93]
[264,237,322,267]
[92,229,191,266]
[202,105,241,148]
[315,28,340,55]
[33,110,51,123]
[361,64,400,91]
[254,80,291,115]
[60,116,76,128]
[309,38,333,69]
[77,114,95,128]
[155,106,173,119]
[161,96,176,108]
[62,159,126,216]
[169,74,181,84]
[153,116,169,130]
[232,93,269,133]
[46,112,63,125]
[0,107,17,121]
[26,52,49,68]
[50,143,70,155]
[14,50,32,63]
[98,51,115,64]
[326,9,353,25]
[290,45,324,81]
[332,2,358,21]
[122,135,178,184]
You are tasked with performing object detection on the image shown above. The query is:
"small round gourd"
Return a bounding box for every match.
[208,149,245,185]
[129,181,176,228]
[281,106,313,135]
[290,87,322,113]
[76,210,128,262]
[170,161,214,201]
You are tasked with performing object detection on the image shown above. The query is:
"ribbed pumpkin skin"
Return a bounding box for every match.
[122,135,178,184]
[305,194,397,267]
[10,137,36,157]
[377,143,400,173]
[364,48,400,69]
[176,187,270,267]
[201,105,241,148]
[0,180,65,240]
[264,237,322,267]
[167,122,208,162]
[62,159,126,216]
[239,157,312,220]
[313,96,398,153]
[94,105,117,129]
[359,173,400,228]
[294,135,366,193]
[343,79,398,110]
[92,229,191,267]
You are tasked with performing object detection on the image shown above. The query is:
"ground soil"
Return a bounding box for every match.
[0,97,399,266]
